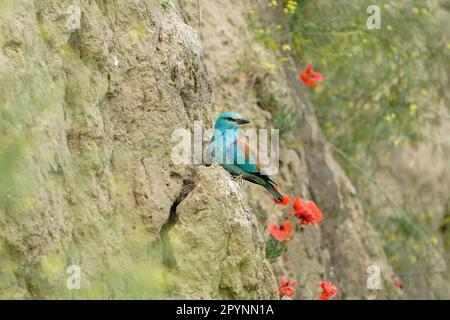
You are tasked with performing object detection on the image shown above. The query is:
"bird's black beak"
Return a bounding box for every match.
[236,118,250,125]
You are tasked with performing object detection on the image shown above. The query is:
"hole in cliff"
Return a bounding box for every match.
[160,170,196,269]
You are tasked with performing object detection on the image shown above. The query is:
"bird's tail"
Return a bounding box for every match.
[264,181,284,202]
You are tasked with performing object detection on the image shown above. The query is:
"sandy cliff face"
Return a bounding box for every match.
[0,0,276,299]
[1,0,396,299]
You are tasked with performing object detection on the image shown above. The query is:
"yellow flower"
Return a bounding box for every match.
[262,60,276,74]
[386,25,393,31]
[282,44,292,52]
[430,237,438,246]
[409,103,418,115]
[384,113,396,122]
[269,0,278,7]
[285,0,297,14]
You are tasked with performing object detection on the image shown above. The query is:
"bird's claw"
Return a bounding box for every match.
[232,175,244,185]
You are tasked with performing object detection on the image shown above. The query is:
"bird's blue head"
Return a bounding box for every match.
[213,112,250,132]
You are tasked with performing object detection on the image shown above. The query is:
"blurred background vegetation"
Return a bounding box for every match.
[251,0,450,298]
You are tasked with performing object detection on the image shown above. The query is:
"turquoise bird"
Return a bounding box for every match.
[209,112,283,202]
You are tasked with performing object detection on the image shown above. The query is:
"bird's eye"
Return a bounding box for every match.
[226,117,235,121]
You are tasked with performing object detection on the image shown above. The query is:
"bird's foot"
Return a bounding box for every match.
[232,175,244,185]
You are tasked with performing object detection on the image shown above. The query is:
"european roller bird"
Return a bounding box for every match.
[208,112,283,201]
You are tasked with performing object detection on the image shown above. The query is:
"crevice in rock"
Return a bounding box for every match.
[160,169,196,269]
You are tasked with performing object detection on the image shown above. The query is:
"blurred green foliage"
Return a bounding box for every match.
[160,0,173,11]
[286,0,448,161]
[251,0,449,297]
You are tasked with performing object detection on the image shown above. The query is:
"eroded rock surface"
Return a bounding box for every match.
[0,0,276,299]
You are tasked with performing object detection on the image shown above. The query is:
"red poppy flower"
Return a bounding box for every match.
[299,63,324,87]
[274,194,292,206]
[289,197,323,226]
[393,278,404,289]
[273,185,292,206]
[279,278,297,297]
[268,220,295,242]
[318,281,337,300]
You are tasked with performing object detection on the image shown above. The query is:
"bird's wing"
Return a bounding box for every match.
[232,137,277,185]
[234,136,261,173]
[210,136,235,165]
